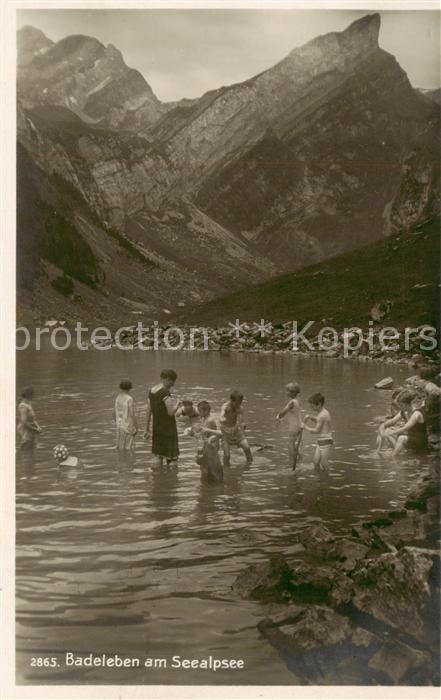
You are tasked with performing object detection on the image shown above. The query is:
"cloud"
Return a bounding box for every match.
[17,9,440,101]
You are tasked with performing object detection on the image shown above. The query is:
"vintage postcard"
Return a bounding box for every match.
[1,0,440,698]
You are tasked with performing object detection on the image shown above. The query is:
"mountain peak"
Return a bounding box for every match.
[17,25,53,66]
[18,25,51,42]
[104,43,123,62]
[343,13,380,47]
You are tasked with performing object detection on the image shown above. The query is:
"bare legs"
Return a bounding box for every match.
[154,455,178,469]
[222,439,253,467]
[288,431,303,470]
[392,434,408,457]
[313,444,331,474]
[374,427,396,455]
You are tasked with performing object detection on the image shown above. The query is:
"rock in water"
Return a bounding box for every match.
[327,538,369,572]
[258,606,353,681]
[232,556,293,602]
[368,639,432,684]
[374,377,394,389]
[298,523,335,557]
[352,547,434,641]
[258,605,352,652]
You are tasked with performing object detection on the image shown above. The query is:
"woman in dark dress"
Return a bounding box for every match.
[144,369,180,468]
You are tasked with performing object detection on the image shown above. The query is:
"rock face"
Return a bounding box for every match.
[17,29,165,130]
[258,605,352,674]
[194,14,440,267]
[16,139,275,326]
[419,87,441,105]
[16,14,440,318]
[351,547,434,641]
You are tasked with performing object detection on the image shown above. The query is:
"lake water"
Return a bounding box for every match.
[15,348,426,685]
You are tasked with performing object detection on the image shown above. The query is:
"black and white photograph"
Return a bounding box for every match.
[3,0,441,695]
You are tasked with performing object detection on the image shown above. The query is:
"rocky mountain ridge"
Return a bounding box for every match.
[18,26,166,129]
[16,13,440,319]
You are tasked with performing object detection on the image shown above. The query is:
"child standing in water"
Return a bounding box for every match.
[176,400,199,427]
[114,379,138,451]
[220,390,253,467]
[303,392,333,473]
[17,386,42,450]
[187,401,223,483]
[276,382,302,469]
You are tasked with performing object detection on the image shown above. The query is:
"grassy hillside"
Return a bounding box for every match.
[182,218,440,330]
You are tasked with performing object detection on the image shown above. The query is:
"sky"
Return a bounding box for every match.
[17,9,440,101]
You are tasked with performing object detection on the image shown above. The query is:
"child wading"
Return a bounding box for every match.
[303,392,333,473]
[189,401,223,483]
[17,386,42,450]
[276,382,302,470]
[176,400,199,427]
[220,390,253,467]
[114,379,138,451]
[145,369,180,468]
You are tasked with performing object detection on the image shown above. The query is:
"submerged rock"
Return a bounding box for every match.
[232,555,293,602]
[368,639,432,684]
[298,523,335,557]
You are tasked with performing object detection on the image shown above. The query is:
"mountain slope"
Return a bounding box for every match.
[17,139,276,326]
[182,217,440,330]
[419,87,441,104]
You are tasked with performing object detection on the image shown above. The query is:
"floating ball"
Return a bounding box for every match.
[53,444,69,462]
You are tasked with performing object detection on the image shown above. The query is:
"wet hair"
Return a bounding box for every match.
[197,400,211,412]
[20,386,34,399]
[397,389,416,406]
[119,379,132,391]
[230,390,244,402]
[286,382,300,396]
[182,399,193,406]
[160,369,177,382]
[309,392,325,407]
[390,388,404,412]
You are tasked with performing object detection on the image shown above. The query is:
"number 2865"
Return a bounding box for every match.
[30,657,58,667]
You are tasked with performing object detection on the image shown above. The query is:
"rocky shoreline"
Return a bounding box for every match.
[232,459,440,685]
[27,319,439,368]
